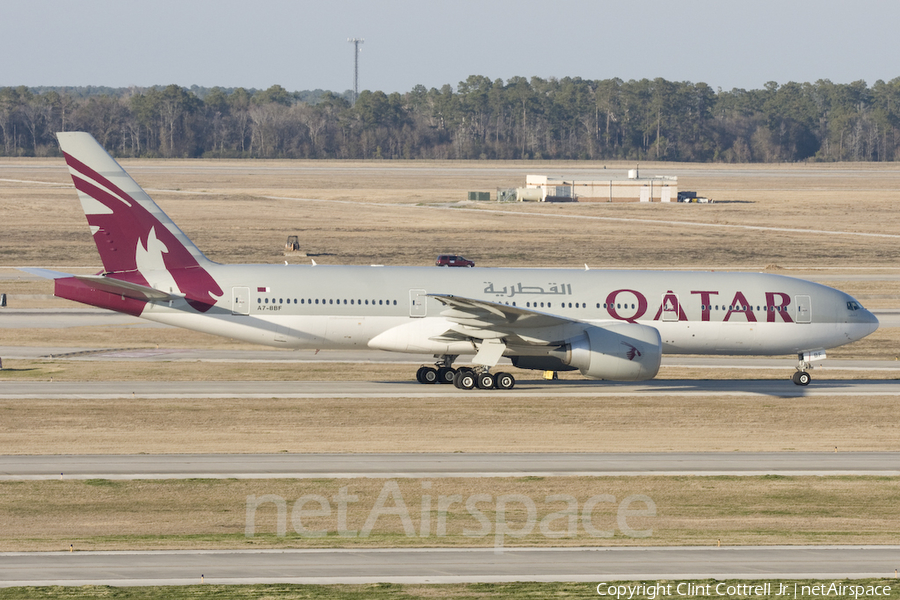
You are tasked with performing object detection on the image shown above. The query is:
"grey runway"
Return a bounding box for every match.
[3,378,900,399]
[2,452,898,480]
[2,546,898,586]
[4,342,900,373]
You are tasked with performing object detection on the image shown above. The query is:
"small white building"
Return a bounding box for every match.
[521,171,678,203]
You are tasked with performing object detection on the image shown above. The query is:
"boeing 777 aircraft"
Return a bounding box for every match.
[26,132,879,390]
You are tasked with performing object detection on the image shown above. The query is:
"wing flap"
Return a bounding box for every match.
[428,293,590,344]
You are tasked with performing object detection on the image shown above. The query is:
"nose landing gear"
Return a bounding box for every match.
[791,370,811,386]
[792,350,824,386]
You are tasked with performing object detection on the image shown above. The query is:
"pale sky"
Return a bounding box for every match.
[5,0,897,93]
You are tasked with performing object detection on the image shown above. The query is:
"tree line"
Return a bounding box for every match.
[1,76,899,162]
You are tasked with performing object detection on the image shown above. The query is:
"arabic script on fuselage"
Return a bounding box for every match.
[483,282,573,297]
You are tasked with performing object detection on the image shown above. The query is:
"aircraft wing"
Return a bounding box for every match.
[428,293,591,345]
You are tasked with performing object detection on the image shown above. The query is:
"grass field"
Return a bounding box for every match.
[4,159,900,269]
[1,579,895,600]
[1,364,899,454]
[1,476,897,551]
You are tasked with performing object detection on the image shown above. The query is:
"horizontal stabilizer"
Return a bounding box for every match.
[72,275,175,302]
[20,267,172,302]
[18,267,75,280]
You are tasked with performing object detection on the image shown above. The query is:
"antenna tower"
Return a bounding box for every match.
[348,38,364,103]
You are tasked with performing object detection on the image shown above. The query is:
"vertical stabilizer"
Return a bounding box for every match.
[56,132,222,312]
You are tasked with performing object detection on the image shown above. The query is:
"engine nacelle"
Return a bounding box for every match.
[554,323,662,381]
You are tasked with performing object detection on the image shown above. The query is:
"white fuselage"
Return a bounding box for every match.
[136,264,878,358]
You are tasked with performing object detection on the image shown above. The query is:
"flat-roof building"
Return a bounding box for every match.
[522,171,678,202]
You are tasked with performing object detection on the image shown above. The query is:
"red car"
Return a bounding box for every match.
[436,254,475,267]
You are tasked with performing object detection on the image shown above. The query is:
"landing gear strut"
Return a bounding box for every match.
[792,350,824,386]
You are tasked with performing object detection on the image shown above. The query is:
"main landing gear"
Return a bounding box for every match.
[415,355,516,390]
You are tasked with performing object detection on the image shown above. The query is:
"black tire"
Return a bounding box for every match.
[420,366,438,384]
[477,372,495,389]
[792,371,811,386]
[454,369,476,390]
[416,366,427,384]
[494,372,515,390]
[437,366,456,384]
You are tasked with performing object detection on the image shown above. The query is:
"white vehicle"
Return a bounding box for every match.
[27,133,878,389]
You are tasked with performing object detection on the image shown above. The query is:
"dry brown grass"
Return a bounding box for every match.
[1,476,896,551]
[4,159,900,269]
[0,386,897,454]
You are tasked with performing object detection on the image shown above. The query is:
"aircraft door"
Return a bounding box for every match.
[660,291,681,322]
[409,289,427,317]
[232,287,250,315]
[795,295,811,323]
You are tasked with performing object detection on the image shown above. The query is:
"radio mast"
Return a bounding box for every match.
[347,38,364,104]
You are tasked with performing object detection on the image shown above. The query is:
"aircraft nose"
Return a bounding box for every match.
[857,309,879,336]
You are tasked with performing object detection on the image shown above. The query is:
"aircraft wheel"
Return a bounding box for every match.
[416,366,427,383]
[494,372,515,390]
[454,369,476,390]
[792,371,811,386]
[419,366,438,384]
[476,372,495,389]
[437,366,456,384]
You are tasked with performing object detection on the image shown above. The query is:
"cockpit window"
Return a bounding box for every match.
[847,301,863,311]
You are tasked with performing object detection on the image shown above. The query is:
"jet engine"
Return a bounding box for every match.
[551,322,662,381]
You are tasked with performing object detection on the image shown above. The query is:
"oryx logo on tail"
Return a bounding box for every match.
[59,133,223,312]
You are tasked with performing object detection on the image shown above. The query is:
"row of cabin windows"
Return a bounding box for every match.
[518,301,640,309]
[259,298,398,306]
[702,304,787,312]
[255,297,788,313]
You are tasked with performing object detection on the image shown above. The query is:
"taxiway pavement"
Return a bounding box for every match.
[2,546,898,586]
[3,452,899,480]
[2,378,900,399]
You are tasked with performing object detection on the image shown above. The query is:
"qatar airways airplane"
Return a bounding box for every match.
[25,132,879,390]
